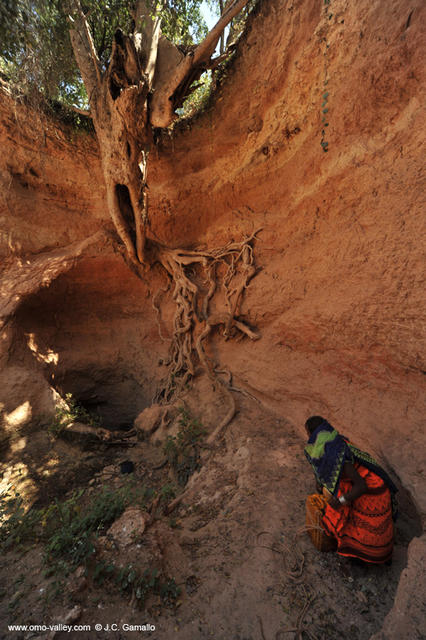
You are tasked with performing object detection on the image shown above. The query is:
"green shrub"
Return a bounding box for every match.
[0,482,147,567]
[163,408,206,486]
[49,393,102,436]
[0,486,42,550]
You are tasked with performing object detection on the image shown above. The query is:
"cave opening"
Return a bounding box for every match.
[11,255,157,431]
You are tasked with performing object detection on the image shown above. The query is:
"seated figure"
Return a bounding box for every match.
[304,416,398,564]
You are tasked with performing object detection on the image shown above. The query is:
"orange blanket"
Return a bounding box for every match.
[322,463,394,563]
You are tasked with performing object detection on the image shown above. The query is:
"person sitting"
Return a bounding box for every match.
[304,415,398,564]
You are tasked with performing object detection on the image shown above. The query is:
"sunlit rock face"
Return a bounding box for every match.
[0,0,425,520]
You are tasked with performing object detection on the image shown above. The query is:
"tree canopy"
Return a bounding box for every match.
[0,0,229,109]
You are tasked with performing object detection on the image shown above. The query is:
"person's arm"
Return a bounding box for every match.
[329,461,367,509]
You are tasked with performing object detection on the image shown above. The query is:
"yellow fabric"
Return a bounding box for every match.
[305,493,335,551]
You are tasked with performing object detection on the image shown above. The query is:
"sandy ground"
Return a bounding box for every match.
[0,379,421,640]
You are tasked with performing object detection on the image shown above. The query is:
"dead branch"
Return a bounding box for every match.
[68,104,92,117]
[66,0,102,99]
[206,382,236,444]
[61,422,137,445]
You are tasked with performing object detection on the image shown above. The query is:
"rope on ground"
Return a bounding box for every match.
[276,584,318,640]
[255,530,320,640]
[256,530,305,580]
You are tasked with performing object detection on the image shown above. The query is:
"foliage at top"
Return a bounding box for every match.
[0,0,210,108]
[1,0,255,118]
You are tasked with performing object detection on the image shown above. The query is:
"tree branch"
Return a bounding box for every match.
[149,0,250,127]
[68,104,92,117]
[146,15,162,88]
[65,0,102,102]
[192,0,250,66]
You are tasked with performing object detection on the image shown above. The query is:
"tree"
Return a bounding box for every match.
[64,0,250,265]
[62,0,260,404]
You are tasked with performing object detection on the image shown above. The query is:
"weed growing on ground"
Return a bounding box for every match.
[92,562,181,608]
[163,407,206,486]
[0,486,42,550]
[1,482,146,563]
[159,483,178,504]
[1,480,179,606]
[49,392,102,436]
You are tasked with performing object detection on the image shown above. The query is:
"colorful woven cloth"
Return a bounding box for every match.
[322,463,394,563]
[304,421,398,518]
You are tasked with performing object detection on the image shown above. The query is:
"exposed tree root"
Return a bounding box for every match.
[206,381,237,444]
[152,229,261,406]
[215,368,262,403]
[62,422,137,446]
[275,585,317,640]
[255,530,319,640]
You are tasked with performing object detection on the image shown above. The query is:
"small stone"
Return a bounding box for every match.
[10,589,24,606]
[75,566,85,579]
[355,590,368,604]
[106,507,148,549]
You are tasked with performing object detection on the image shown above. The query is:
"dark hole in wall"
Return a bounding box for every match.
[109,77,121,101]
[12,255,155,430]
[52,369,147,430]
[115,183,136,244]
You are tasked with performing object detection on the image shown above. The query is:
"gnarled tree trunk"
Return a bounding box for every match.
[65,0,258,410]
[66,0,251,266]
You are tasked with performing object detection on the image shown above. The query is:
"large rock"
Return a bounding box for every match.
[134,404,164,439]
[370,535,426,640]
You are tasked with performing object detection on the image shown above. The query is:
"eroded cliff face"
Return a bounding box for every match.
[1,0,425,635]
[2,0,424,512]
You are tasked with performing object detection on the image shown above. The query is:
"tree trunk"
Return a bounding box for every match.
[66,0,251,265]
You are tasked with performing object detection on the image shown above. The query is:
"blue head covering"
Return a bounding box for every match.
[304,420,349,496]
[304,419,398,516]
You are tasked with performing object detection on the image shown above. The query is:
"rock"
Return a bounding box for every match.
[106,507,149,549]
[68,576,88,596]
[101,464,116,477]
[75,566,86,579]
[370,534,426,640]
[355,590,368,605]
[134,404,164,439]
[64,605,82,623]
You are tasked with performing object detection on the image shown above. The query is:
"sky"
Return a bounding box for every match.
[200,1,231,55]
[200,1,219,31]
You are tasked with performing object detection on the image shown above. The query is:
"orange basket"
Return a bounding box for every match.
[305,493,336,552]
